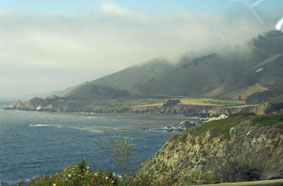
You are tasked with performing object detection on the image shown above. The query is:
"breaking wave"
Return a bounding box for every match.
[29,124,62,128]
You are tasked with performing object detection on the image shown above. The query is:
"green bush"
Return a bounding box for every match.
[228,112,256,119]
[213,157,264,182]
[183,171,216,185]
[209,143,266,183]
[28,160,118,186]
[251,114,283,126]
[265,102,283,114]
[162,99,180,107]
[28,160,165,186]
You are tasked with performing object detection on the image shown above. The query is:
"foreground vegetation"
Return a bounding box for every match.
[28,160,165,186]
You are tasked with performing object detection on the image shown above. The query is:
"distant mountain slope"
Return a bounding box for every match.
[88,59,172,90]
[243,31,283,104]
[249,31,283,87]
[136,31,283,97]
[136,53,227,96]
[65,84,129,100]
[65,30,283,101]
[8,30,283,113]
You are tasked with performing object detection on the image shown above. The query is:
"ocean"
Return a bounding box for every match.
[0,103,186,185]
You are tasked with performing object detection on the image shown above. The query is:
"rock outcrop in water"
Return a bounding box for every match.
[138,113,283,185]
[179,120,197,130]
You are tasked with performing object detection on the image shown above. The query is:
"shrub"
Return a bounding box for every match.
[28,160,166,186]
[251,114,283,127]
[28,160,118,186]
[183,171,216,185]
[209,143,266,183]
[162,99,180,107]
[228,112,256,119]
[213,157,264,182]
[265,102,283,114]
[95,133,137,176]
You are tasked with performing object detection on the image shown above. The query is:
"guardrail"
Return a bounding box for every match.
[200,179,283,186]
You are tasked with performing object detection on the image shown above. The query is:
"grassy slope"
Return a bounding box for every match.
[184,113,283,139]
[209,84,268,100]
[63,31,283,105]
[88,60,172,90]
[80,97,245,110]
[138,113,283,186]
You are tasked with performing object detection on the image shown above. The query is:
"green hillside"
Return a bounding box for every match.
[65,30,283,101]
[90,59,172,90]
[65,84,129,100]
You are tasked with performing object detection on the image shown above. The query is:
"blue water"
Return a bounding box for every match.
[0,105,186,185]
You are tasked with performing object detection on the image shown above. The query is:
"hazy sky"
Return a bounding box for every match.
[0,0,282,99]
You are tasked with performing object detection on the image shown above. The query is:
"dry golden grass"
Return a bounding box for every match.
[203,87,225,97]
[100,99,166,108]
[131,98,245,108]
[180,98,219,105]
[179,98,245,106]
[90,97,246,109]
[133,103,164,108]
[221,84,268,100]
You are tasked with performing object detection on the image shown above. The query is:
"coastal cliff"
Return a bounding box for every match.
[138,113,283,185]
[5,96,264,117]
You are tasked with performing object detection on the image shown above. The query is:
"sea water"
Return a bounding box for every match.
[0,103,186,185]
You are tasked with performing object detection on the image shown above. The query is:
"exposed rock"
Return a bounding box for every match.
[247,130,253,136]
[46,95,59,100]
[179,120,197,130]
[206,114,228,122]
[138,114,283,185]
[229,127,237,136]
[44,104,55,111]
[36,106,43,111]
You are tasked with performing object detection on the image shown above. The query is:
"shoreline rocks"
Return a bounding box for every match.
[4,98,262,118]
[179,120,197,130]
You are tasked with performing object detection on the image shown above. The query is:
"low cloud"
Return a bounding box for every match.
[0,2,281,98]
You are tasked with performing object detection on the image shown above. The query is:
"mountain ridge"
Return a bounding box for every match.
[5,30,283,114]
[65,30,283,99]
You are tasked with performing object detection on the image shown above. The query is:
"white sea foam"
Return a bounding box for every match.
[70,126,104,133]
[29,124,62,128]
[87,116,97,119]
[29,123,104,133]
[29,124,51,127]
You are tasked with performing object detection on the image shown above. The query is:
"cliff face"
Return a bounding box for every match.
[138,113,283,185]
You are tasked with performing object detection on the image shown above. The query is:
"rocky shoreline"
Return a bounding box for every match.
[4,96,264,117]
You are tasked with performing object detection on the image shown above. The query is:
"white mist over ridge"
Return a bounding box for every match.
[0,2,281,98]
